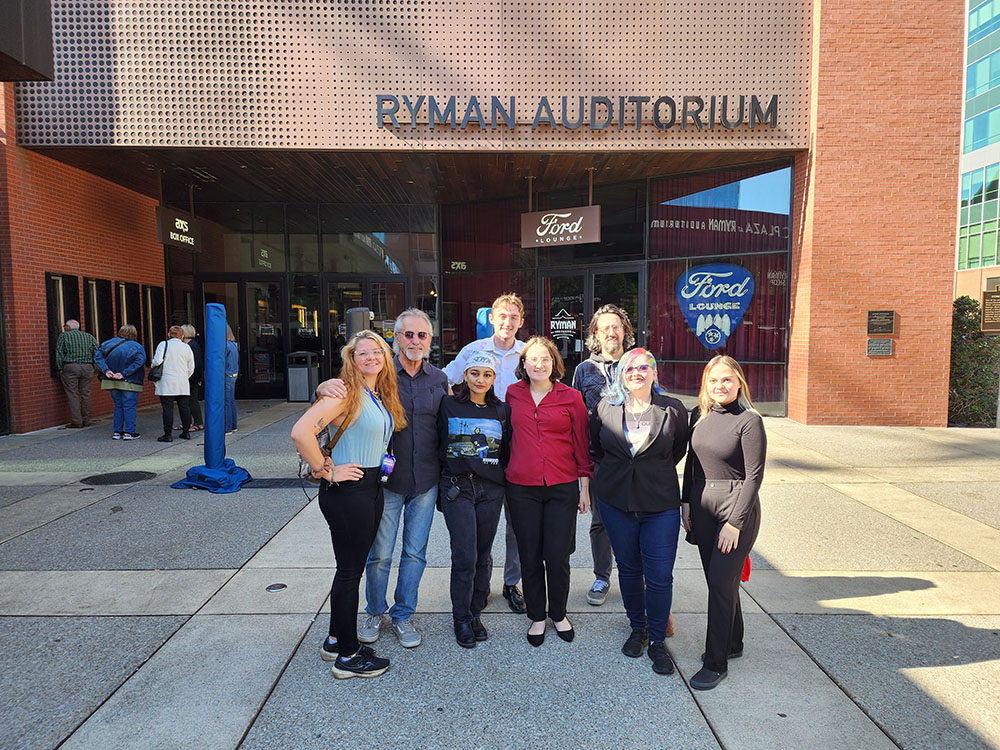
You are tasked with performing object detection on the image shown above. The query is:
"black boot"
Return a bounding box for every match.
[454,621,476,649]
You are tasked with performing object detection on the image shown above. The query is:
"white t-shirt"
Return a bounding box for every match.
[443,336,526,400]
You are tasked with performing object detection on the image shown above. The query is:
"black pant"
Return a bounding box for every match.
[506,481,578,622]
[441,474,504,624]
[319,470,384,656]
[188,378,203,426]
[691,495,760,673]
[159,395,192,435]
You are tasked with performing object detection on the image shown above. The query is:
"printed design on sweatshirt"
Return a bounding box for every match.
[446,417,503,465]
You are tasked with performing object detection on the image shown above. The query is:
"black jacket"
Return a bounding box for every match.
[589,392,688,513]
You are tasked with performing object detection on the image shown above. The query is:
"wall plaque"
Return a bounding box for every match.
[521,205,600,247]
[867,338,893,357]
[983,291,1000,334]
[866,310,895,336]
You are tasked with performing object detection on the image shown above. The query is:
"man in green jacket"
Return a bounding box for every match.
[55,319,98,428]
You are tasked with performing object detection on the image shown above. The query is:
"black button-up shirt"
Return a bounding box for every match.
[387,356,450,496]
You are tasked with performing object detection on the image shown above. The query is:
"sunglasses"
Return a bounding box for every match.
[402,330,429,341]
[624,364,652,374]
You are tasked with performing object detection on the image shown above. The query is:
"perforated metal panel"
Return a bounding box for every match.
[16,1,811,150]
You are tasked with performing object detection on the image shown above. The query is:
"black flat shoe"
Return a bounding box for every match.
[454,621,476,649]
[553,621,575,642]
[471,617,488,641]
[690,666,727,690]
[527,622,545,647]
[157,435,173,443]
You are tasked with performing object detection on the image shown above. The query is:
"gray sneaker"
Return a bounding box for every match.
[587,578,610,606]
[358,613,382,644]
[392,619,422,648]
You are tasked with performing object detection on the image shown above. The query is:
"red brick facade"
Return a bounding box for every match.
[0,83,165,433]
[787,0,964,426]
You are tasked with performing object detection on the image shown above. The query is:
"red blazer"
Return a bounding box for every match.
[505,380,594,486]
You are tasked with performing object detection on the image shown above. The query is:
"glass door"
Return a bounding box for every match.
[369,278,407,348]
[326,280,363,377]
[322,276,408,377]
[244,279,286,398]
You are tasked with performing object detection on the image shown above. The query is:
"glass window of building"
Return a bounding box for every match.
[196,203,286,273]
[970,0,1000,45]
[964,106,1000,153]
[288,205,319,273]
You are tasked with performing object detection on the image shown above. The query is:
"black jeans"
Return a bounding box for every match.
[440,474,504,624]
[159,395,192,435]
[319,469,384,656]
[506,481,578,623]
[187,378,203,426]
[691,486,760,673]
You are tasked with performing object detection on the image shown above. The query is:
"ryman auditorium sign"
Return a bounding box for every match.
[377,94,778,131]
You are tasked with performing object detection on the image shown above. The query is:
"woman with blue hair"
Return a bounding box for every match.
[588,348,688,675]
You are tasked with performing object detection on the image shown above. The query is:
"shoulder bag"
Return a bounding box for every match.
[297,418,348,501]
[148,340,169,383]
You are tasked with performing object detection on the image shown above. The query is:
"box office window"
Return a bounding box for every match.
[83,278,114,344]
[143,286,166,358]
[115,282,142,346]
[45,272,80,374]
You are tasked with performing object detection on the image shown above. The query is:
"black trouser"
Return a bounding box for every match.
[319,469,384,656]
[187,378,203,426]
[691,492,760,674]
[506,481,578,623]
[159,395,192,435]
[440,474,504,624]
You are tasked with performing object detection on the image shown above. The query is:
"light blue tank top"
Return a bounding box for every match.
[330,390,392,469]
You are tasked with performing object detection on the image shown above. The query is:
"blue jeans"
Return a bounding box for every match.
[110,389,138,434]
[364,486,437,622]
[599,501,680,643]
[224,376,237,431]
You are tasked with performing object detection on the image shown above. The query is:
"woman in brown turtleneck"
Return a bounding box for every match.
[682,354,766,691]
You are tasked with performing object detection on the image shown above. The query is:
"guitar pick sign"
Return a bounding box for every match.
[676,264,755,350]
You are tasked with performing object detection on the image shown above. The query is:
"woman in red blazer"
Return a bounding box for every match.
[505,336,593,647]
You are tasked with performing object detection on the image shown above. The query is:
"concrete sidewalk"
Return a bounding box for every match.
[0,402,998,749]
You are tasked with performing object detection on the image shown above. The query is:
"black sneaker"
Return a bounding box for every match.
[319,639,338,662]
[331,645,389,679]
[622,629,648,658]
[648,641,675,675]
[502,584,526,614]
[123,432,140,441]
[690,666,727,690]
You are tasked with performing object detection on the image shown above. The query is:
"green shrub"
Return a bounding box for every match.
[949,296,1000,426]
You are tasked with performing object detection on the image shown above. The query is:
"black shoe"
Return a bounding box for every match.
[701,648,743,663]
[331,645,389,679]
[527,630,545,647]
[648,641,675,675]
[554,620,575,642]
[319,638,338,662]
[622,629,649,658]
[454,621,476,649]
[471,617,488,641]
[157,434,173,443]
[690,666,727,690]
[503,584,526,614]
[179,431,191,440]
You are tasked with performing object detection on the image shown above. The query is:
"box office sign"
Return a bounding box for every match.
[676,264,755,350]
[156,207,201,252]
[521,206,601,247]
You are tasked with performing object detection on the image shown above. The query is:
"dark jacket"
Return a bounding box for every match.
[572,353,621,413]
[589,392,689,513]
[94,337,148,387]
[188,338,204,384]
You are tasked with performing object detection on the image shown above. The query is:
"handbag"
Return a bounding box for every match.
[148,340,170,383]
[297,419,348,501]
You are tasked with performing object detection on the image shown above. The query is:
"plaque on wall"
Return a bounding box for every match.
[867,338,893,357]
[866,310,895,336]
[983,291,1000,334]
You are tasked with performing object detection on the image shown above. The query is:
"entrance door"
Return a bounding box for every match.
[323,276,408,377]
[539,264,644,380]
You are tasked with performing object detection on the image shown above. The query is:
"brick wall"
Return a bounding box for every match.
[788,0,964,426]
[0,83,165,433]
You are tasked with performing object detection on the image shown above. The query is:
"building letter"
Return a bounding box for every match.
[590,96,613,130]
[461,96,486,129]
[720,95,745,129]
[492,96,516,129]
[682,96,704,131]
[628,96,650,130]
[377,95,400,128]
[750,95,778,128]
[429,96,457,129]
[652,96,676,130]
[402,95,425,128]
[561,96,584,129]
[532,96,557,130]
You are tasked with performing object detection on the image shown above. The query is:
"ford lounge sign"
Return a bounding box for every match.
[676,264,755,350]
[521,206,601,247]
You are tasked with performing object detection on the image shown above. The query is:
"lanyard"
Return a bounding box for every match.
[366,387,393,447]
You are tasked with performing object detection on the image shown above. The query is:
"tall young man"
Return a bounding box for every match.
[443,293,527,613]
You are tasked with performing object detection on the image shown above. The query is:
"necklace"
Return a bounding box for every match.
[625,400,651,431]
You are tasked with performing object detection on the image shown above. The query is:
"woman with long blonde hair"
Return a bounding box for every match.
[291,330,405,679]
[681,355,765,691]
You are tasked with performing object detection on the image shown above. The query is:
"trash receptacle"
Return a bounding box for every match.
[287,351,319,402]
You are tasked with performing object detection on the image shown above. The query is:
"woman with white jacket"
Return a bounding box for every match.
[151,325,195,443]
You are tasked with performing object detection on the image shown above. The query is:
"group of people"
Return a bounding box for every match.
[291,293,765,692]
[55,320,241,441]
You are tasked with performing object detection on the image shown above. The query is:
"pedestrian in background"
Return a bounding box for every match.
[291,330,406,680]
[224,325,239,434]
[438,351,510,648]
[181,324,204,431]
[683,355,766,691]
[55,319,98,428]
[505,336,592,646]
[151,325,194,443]
[94,324,147,440]
[589,348,687,675]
